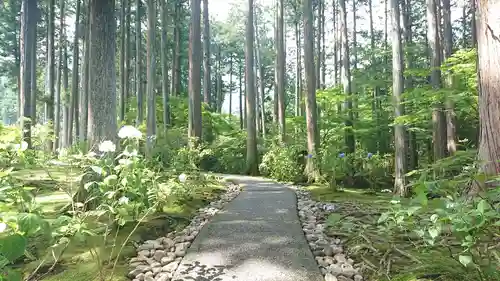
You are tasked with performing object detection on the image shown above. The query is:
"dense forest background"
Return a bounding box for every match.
[0,0,498,280]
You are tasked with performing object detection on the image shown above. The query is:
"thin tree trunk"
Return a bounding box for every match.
[146,0,156,149]
[119,0,126,122]
[46,0,55,150]
[30,15,37,125]
[54,0,64,151]
[135,0,143,124]
[70,0,81,145]
[340,0,354,154]
[277,0,286,141]
[295,20,302,117]
[442,0,456,155]
[246,0,258,175]
[427,0,446,162]
[188,0,202,140]
[391,0,407,196]
[239,59,243,130]
[303,0,320,180]
[80,0,90,142]
[202,0,211,106]
[125,0,131,118]
[161,0,170,129]
[20,0,36,148]
[229,55,233,115]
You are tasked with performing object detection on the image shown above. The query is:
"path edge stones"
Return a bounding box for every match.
[126,181,241,281]
[289,185,364,281]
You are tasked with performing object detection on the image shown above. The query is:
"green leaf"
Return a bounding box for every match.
[90,166,103,175]
[378,212,389,224]
[476,199,489,214]
[17,213,47,236]
[406,206,421,216]
[459,255,473,267]
[428,226,440,239]
[3,269,22,281]
[326,213,342,226]
[0,234,26,262]
[103,175,118,186]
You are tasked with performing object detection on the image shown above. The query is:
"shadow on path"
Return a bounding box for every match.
[171,176,323,281]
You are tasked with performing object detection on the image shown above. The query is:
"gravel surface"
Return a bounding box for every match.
[170,175,324,281]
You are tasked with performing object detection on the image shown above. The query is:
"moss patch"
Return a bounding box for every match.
[14,168,229,281]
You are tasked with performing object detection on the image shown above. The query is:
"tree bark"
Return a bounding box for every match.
[202,0,211,106]
[246,0,258,175]
[391,0,407,196]
[442,0,457,155]
[80,0,90,142]
[427,0,446,162]
[277,0,286,142]
[475,0,500,190]
[88,0,117,147]
[188,0,202,141]
[146,0,156,149]
[71,0,81,143]
[303,0,320,181]
[161,0,170,129]
[45,0,55,150]
[135,0,143,124]
[340,0,354,154]
[20,0,37,148]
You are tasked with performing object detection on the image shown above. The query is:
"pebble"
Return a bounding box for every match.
[292,186,364,281]
[126,183,241,280]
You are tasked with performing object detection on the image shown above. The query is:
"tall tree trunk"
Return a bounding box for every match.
[402,0,418,170]
[62,10,70,148]
[340,0,354,154]
[30,16,37,125]
[135,0,143,124]
[471,0,476,47]
[229,55,233,115]
[239,59,243,130]
[202,0,211,106]
[427,0,446,162]
[391,0,407,196]
[71,0,81,143]
[320,0,325,89]
[315,1,320,90]
[254,13,264,137]
[125,0,131,118]
[442,0,456,155]
[88,0,117,147]
[277,0,286,142]
[273,1,279,124]
[303,0,320,180]
[476,0,500,191]
[46,0,55,150]
[352,0,358,119]
[188,0,202,141]
[119,0,126,122]
[216,47,222,112]
[295,19,302,117]
[80,0,90,142]
[246,0,258,175]
[146,0,156,149]
[20,0,37,148]
[333,0,338,86]
[171,0,181,96]
[54,0,64,151]
[161,0,170,129]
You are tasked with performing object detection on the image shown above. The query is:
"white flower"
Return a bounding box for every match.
[118,158,133,166]
[12,141,28,151]
[118,196,129,205]
[178,173,187,183]
[87,151,97,158]
[98,140,116,153]
[0,222,7,233]
[118,126,142,139]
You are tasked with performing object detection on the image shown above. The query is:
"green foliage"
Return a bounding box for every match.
[258,141,305,183]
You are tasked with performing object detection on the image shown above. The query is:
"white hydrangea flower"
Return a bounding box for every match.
[12,141,28,151]
[98,140,116,153]
[0,222,7,233]
[178,173,187,183]
[118,125,142,139]
[118,196,129,205]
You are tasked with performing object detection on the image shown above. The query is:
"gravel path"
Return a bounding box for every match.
[170,175,324,281]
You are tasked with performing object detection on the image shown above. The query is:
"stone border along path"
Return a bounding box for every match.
[293,186,364,281]
[127,175,363,281]
[127,182,241,281]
